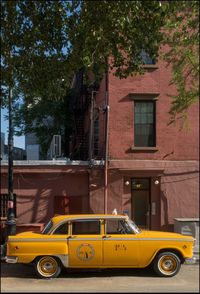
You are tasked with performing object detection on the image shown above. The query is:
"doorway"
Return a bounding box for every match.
[131,178,151,230]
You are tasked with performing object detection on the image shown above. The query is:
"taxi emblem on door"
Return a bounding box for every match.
[76,243,95,261]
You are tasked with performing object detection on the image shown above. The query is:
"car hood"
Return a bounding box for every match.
[138,230,195,241]
[8,231,43,240]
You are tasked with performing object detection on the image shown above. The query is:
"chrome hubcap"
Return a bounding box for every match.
[43,262,54,271]
[37,257,58,277]
[158,255,177,275]
[163,260,173,270]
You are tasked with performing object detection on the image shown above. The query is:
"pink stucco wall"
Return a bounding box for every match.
[1,165,90,225]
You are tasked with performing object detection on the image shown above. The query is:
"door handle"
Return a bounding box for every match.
[103,235,111,239]
[68,235,76,239]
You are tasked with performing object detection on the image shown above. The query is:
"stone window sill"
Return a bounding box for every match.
[131,146,158,152]
[142,64,158,70]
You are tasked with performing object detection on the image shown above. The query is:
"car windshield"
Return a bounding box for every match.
[42,220,53,234]
[127,219,141,234]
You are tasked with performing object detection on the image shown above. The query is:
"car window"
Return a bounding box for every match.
[106,219,134,234]
[53,222,68,235]
[72,220,100,235]
[42,220,53,234]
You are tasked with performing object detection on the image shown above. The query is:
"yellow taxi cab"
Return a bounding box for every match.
[5,214,196,278]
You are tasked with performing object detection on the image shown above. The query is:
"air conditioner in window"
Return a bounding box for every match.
[47,135,61,159]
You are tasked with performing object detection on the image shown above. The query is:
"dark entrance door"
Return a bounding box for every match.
[131,178,151,229]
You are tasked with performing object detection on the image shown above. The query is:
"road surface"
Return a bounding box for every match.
[1,263,199,293]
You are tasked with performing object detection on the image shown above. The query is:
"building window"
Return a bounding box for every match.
[134,101,156,147]
[0,194,17,219]
[140,50,156,65]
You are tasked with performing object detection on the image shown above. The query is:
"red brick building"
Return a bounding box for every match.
[70,51,199,230]
[84,55,199,232]
[0,52,199,237]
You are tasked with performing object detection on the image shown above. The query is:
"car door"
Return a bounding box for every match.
[68,219,103,267]
[103,218,140,266]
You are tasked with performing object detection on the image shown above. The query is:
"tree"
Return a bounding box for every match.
[67,0,165,79]
[1,0,73,161]
[1,0,70,235]
[67,0,199,118]
[1,1,198,142]
[162,1,199,121]
[14,91,74,158]
[1,0,168,155]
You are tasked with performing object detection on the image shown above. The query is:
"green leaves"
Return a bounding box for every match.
[1,0,199,144]
[67,0,164,78]
[1,0,70,105]
[162,1,199,120]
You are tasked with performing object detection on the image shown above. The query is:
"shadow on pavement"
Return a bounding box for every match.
[1,262,158,279]
[62,267,158,278]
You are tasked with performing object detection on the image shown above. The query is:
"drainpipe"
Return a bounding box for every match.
[104,73,109,214]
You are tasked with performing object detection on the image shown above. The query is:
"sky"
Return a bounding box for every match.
[1,107,25,149]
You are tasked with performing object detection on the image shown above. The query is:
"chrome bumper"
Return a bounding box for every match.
[6,256,18,263]
[185,256,197,264]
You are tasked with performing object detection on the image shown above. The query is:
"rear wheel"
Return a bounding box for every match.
[35,256,61,279]
[153,252,181,277]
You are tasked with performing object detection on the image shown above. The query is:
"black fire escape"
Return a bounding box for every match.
[69,70,89,160]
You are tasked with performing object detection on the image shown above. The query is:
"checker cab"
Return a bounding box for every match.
[6,214,195,278]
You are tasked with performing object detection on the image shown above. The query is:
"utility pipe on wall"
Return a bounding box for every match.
[104,104,109,214]
[104,73,109,214]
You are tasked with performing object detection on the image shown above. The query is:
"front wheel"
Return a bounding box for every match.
[35,256,61,279]
[153,252,181,277]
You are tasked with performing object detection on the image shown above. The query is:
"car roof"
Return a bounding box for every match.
[51,214,128,225]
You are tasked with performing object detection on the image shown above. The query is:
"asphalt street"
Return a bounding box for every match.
[0,263,199,293]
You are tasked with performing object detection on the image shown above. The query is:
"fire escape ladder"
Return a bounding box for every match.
[74,114,88,160]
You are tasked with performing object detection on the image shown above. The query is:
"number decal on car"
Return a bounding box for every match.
[115,244,127,251]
